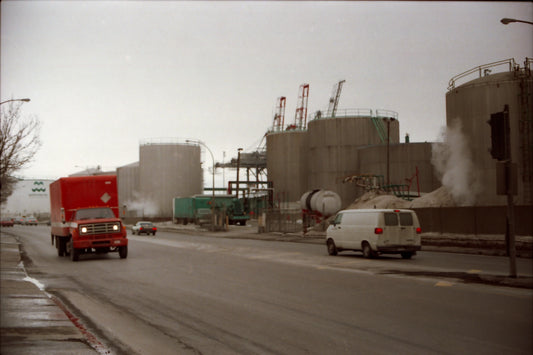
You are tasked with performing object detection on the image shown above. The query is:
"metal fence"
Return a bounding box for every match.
[264,209,302,233]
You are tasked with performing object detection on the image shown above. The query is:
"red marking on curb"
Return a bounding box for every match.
[50,295,111,354]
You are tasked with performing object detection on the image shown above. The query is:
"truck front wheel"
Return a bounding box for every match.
[70,243,79,262]
[56,236,66,257]
[119,245,128,259]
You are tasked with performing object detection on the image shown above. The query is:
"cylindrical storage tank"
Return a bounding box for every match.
[300,189,342,217]
[356,142,441,194]
[307,113,399,208]
[117,162,140,218]
[445,61,532,206]
[139,140,203,218]
[266,130,308,203]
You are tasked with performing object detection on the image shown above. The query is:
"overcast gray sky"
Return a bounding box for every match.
[1,1,532,181]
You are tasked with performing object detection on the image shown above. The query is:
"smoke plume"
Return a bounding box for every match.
[431,119,482,206]
[124,198,159,217]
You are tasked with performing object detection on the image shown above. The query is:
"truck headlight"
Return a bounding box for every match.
[81,226,88,234]
[112,224,119,231]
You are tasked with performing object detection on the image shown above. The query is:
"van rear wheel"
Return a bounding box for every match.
[401,252,413,259]
[327,239,338,256]
[362,242,375,259]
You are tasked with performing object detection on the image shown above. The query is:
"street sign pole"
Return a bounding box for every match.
[503,105,517,278]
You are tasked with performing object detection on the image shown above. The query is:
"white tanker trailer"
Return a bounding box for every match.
[300,189,342,232]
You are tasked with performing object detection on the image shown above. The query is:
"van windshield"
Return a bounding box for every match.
[333,213,343,225]
[75,208,115,220]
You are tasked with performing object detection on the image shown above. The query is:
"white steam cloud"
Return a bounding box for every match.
[431,119,482,206]
[124,198,159,217]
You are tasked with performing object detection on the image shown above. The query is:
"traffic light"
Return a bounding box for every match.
[488,109,508,161]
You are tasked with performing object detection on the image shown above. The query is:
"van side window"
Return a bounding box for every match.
[399,213,414,226]
[384,213,398,226]
[333,213,343,225]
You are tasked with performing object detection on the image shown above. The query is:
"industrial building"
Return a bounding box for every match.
[117,139,203,218]
[0,179,54,218]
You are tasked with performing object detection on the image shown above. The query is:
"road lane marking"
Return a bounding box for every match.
[435,281,454,287]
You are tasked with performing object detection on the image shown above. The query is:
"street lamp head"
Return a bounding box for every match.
[500,17,533,25]
[0,98,31,105]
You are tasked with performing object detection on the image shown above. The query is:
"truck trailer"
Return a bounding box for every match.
[173,195,249,226]
[50,175,128,261]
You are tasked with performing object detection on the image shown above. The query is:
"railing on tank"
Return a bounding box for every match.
[310,108,374,120]
[375,109,399,120]
[447,58,518,91]
[140,137,191,146]
[525,57,533,74]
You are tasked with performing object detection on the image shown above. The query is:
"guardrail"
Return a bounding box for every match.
[447,58,518,90]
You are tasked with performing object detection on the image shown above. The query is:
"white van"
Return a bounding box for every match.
[326,209,421,259]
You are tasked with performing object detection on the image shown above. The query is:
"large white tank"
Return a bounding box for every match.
[445,58,532,205]
[307,111,399,207]
[266,130,308,203]
[300,189,342,217]
[139,140,203,217]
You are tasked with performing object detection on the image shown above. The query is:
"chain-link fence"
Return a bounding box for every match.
[263,209,302,233]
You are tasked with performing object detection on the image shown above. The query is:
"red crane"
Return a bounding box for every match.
[294,84,310,130]
[272,96,286,132]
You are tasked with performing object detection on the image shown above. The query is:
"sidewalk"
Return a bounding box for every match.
[0,233,98,355]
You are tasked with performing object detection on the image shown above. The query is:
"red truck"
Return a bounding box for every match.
[50,175,128,261]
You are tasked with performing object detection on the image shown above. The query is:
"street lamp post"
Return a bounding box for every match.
[186,140,216,228]
[500,18,533,26]
[236,148,243,199]
[384,117,396,190]
[0,98,31,105]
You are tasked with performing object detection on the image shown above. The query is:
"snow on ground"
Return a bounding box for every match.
[347,186,457,210]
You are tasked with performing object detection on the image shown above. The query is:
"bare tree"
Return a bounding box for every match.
[0,101,41,203]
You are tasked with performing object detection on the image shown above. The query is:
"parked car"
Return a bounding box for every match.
[24,217,38,226]
[326,209,421,259]
[132,221,157,235]
[1,218,14,227]
[14,217,25,225]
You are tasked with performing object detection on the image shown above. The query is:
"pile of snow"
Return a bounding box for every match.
[347,186,457,210]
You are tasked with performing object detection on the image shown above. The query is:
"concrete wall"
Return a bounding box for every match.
[266,130,308,203]
[414,205,532,236]
[446,69,533,205]
[139,143,203,218]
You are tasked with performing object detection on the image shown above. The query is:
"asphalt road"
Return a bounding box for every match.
[8,225,533,355]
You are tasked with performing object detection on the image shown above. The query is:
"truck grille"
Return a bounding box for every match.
[81,222,121,235]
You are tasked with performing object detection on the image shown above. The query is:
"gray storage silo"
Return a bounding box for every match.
[139,139,203,218]
[446,58,532,205]
[307,110,399,207]
[266,130,308,203]
[117,162,140,218]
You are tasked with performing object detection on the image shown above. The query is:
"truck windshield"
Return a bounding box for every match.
[75,208,115,220]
